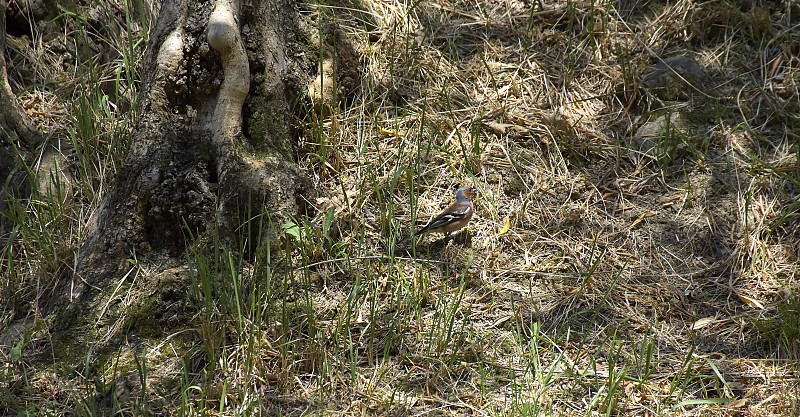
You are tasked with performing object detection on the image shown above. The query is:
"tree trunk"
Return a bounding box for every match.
[47,0,317,397]
[69,0,312,289]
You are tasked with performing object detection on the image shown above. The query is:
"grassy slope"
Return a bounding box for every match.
[2,0,799,415]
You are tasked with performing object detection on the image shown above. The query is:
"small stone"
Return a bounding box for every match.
[643,56,706,99]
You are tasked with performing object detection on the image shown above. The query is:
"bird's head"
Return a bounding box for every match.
[456,186,477,201]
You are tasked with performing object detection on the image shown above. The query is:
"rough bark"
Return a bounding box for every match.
[47,0,317,392]
[69,0,312,289]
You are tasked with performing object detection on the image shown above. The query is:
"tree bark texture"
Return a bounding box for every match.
[56,0,315,346]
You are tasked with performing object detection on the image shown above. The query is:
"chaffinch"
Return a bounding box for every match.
[401,186,476,243]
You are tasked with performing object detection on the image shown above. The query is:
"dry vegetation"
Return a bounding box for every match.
[2,0,800,415]
[294,0,799,413]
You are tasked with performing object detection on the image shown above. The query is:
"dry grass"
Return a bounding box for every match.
[295,0,800,415]
[2,0,799,415]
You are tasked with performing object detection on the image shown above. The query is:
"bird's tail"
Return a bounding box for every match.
[400,223,433,244]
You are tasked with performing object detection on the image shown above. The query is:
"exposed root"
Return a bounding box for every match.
[208,0,249,150]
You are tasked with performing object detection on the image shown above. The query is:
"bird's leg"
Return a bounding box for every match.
[442,232,455,244]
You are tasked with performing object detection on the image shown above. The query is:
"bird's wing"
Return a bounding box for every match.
[416,203,471,234]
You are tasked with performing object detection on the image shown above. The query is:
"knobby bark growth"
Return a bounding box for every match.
[51,0,316,373]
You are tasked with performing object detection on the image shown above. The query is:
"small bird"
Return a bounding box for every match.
[401,186,477,243]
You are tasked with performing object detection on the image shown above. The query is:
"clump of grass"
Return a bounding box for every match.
[0,0,150,413]
[754,289,800,360]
